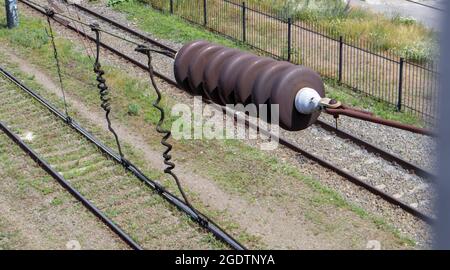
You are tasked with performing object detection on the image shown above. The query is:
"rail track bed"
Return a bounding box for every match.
[0,70,233,250]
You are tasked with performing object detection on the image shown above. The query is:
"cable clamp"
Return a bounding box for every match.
[319,98,341,109]
[90,23,100,32]
[135,44,176,58]
[135,44,150,54]
[197,214,209,228]
[154,183,164,194]
[44,7,55,17]
[120,157,131,168]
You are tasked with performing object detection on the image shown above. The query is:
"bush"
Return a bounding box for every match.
[107,0,130,6]
[6,24,49,49]
[397,41,437,63]
[127,103,140,116]
[391,15,416,26]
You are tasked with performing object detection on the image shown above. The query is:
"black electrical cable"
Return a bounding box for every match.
[23,0,146,48]
[62,0,95,60]
[91,23,127,163]
[135,44,207,226]
[45,8,70,119]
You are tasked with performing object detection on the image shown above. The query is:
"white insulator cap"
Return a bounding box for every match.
[294,87,321,115]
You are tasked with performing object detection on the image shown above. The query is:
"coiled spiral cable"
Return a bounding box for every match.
[135,45,207,226]
[91,23,126,161]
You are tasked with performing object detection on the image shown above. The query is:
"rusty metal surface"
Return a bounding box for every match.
[251,61,293,106]
[174,40,209,92]
[235,57,274,104]
[271,66,325,131]
[174,41,327,131]
[218,53,256,104]
[203,47,240,102]
[325,108,434,136]
[187,43,224,95]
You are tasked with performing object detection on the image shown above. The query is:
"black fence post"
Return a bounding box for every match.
[242,2,246,42]
[203,0,207,26]
[338,36,343,83]
[397,58,405,111]
[287,18,292,62]
[170,0,173,14]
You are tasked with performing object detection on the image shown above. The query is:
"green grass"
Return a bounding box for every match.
[50,197,64,206]
[226,0,437,62]
[0,132,66,249]
[324,80,424,127]
[127,103,141,116]
[0,9,417,248]
[112,0,246,49]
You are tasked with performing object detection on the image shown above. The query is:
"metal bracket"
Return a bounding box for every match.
[319,98,341,109]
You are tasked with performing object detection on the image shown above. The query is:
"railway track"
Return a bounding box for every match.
[18,0,436,225]
[70,2,435,179]
[0,121,141,250]
[0,66,244,250]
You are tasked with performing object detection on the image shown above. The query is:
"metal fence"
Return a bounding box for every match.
[144,0,439,120]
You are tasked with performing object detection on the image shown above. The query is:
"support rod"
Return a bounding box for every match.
[325,107,435,136]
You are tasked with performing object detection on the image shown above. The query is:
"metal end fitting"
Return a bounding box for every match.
[44,7,55,17]
[135,44,150,54]
[90,22,100,32]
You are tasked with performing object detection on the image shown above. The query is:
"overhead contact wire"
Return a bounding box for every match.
[24,0,142,48]
[64,2,95,60]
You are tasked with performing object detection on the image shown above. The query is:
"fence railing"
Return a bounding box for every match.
[143,0,439,120]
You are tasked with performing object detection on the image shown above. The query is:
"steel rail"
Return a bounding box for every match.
[20,0,435,224]
[0,64,245,250]
[69,2,436,178]
[232,109,435,225]
[315,120,435,180]
[72,3,176,54]
[0,120,142,250]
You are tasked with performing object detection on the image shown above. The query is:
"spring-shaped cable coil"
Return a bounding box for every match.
[91,23,125,160]
[136,45,207,226]
[95,66,111,112]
